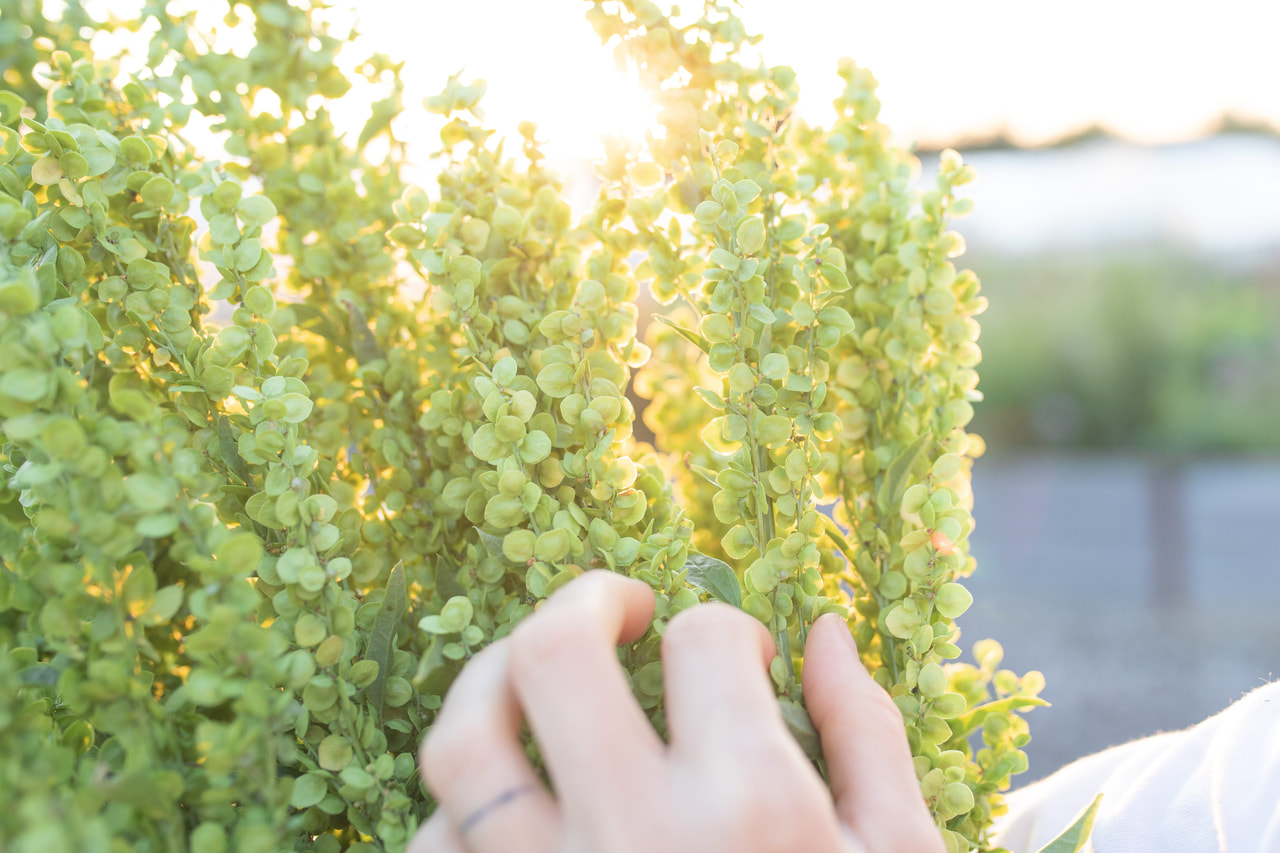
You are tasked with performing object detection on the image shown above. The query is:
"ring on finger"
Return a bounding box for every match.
[458,783,539,836]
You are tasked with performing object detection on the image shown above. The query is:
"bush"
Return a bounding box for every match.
[971,249,1280,452]
[0,2,1043,851]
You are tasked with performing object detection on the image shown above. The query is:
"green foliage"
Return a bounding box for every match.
[0,2,1045,851]
[0,0,98,118]
[974,250,1280,452]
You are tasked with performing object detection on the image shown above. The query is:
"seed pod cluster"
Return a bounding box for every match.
[0,2,1042,852]
[596,2,1046,850]
[391,107,697,724]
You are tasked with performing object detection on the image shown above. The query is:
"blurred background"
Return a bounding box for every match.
[93,0,1280,782]
[350,0,1280,782]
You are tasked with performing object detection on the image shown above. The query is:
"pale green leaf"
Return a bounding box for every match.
[684,552,742,610]
[1035,794,1103,853]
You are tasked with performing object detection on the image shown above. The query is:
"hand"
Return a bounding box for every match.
[409,571,944,853]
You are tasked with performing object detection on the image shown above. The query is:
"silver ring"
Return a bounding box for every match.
[457,783,537,836]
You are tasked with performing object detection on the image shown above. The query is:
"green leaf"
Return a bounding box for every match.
[735,216,765,254]
[755,414,792,447]
[142,585,185,624]
[387,223,424,247]
[357,95,398,150]
[684,552,742,609]
[99,770,183,819]
[279,393,314,423]
[931,453,963,482]
[136,513,179,537]
[820,262,850,291]
[0,368,50,402]
[778,697,822,761]
[761,352,788,381]
[290,773,329,810]
[519,430,552,464]
[733,179,762,205]
[124,474,170,514]
[875,432,931,511]
[233,237,263,271]
[236,195,277,228]
[1034,794,1103,853]
[708,247,740,271]
[628,160,663,187]
[535,362,575,398]
[31,157,61,186]
[18,663,60,686]
[217,415,252,485]
[413,635,455,696]
[692,385,724,410]
[140,175,175,207]
[476,529,516,564]
[654,314,710,354]
[216,532,263,576]
[83,148,115,177]
[344,300,385,366]
[693,200,722,224]
[209,213,240,245]
[366,562,405,720]
[0,126,19,165]
[123,567,158,618]
[0,269,41,314]
[0,91,24,125]
[339,765,375,790]
[288,302,348,350]
[957,695,1051,735]
[57,149,88,179]
[119,135,152,164]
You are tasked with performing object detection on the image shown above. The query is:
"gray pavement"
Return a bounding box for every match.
[959,453,1280,784]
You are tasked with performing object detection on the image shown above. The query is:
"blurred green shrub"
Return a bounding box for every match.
[974,251,1280,452]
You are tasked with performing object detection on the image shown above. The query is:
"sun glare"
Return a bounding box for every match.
[354,2,661,164]
[540,68,659,159]
[55,0,1280,164]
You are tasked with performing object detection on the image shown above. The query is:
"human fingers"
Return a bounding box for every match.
[421,641,561,853]
[661,602,782,756]
[661,604,852,851]
[802,613,945,853]
[404,809,465,853]
[533,567,656,644]
[507,571,665,816]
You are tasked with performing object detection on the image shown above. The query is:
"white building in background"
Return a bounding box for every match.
[932,134,1280,263]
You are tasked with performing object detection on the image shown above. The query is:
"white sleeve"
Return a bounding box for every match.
[991,680,1280,853]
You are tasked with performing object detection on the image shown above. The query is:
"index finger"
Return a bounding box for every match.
[420,642,560,853]
[507,571,665,816]
[802,613,945,853]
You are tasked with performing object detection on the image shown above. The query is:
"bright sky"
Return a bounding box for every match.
[66,0,1280,253]
[338,0,1280,161]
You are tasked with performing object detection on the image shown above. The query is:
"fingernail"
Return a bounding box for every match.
[819,612,857,655]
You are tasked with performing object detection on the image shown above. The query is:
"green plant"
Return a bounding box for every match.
[0,2,1044,851]
[971,249,1280,452]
